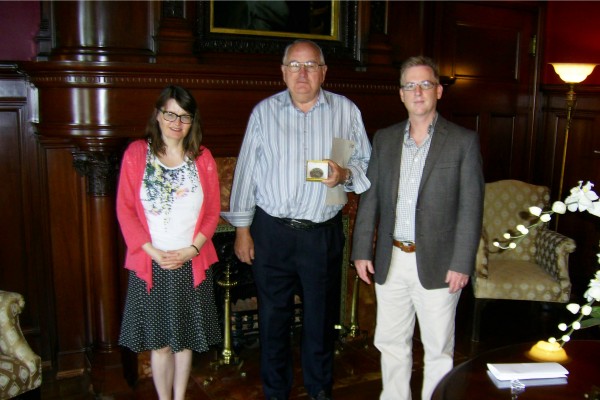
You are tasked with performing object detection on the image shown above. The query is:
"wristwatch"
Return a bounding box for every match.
[343,169,353,186]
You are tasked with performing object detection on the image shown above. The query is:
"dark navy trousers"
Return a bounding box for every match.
[251,207,344,399]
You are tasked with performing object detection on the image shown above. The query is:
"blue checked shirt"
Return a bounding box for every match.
[222,89,371,227]
[393,114,437,242]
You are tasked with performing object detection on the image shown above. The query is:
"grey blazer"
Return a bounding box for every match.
[351,115,484,289]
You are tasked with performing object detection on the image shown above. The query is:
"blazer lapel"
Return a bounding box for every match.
[419,116,449,194]
[389,122,406,207]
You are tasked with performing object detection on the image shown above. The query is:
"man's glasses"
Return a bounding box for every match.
[284,61,324,73]
[401,80,438,91]
[159,110,193,124]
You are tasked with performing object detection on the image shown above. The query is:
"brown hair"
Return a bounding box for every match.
[146,85,203,160]
[399,56,440,86]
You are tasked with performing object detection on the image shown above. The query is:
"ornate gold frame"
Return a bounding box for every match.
[196,1,358,60]
[210,0,340,41]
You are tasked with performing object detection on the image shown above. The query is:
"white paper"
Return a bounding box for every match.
[487,362,569,381]
[486,370,568,389]
[326,138,355,205]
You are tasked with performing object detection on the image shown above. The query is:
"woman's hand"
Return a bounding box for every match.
[143,243,196,270]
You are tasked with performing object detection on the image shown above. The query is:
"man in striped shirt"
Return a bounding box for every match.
[222,39,371,400]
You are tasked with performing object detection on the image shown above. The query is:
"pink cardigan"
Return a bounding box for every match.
[116,139,220,291]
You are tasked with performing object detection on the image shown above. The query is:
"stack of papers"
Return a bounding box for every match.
[486,362,569,389]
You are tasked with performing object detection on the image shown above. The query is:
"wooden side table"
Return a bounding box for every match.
[432,340,600,399]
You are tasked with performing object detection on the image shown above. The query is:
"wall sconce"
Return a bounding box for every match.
[550,63,597,199]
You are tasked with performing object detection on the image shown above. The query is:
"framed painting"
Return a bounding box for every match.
[196,0,359,61]
[211,0,340,40]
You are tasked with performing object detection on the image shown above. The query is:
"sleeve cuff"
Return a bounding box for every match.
[220,211,254,227]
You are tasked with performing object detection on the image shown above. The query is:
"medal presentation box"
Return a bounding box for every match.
[306,160,329,181]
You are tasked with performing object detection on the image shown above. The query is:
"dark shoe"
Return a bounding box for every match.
[309,390,331,400]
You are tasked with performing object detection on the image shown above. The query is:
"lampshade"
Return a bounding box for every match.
[551,63,598,83]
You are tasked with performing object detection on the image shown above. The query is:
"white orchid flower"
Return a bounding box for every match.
[584,278,600,302]
[588,201,600,217]
[529,206,543,216]
[566,303,580,314]
[551,201,567,214]
[581,305,593,316]
[540,214,552,222]
[564,181,599,212]
[558,323,568,331]
[517,225,529,234]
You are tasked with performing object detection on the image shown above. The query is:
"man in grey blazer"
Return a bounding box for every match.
[351,56,484,400]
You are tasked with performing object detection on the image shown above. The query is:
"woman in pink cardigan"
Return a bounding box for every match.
[117,85,221,400]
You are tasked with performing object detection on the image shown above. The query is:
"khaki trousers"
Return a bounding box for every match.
[375,247,460,400]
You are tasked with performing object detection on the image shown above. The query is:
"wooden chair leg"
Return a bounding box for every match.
[471,298,489,342]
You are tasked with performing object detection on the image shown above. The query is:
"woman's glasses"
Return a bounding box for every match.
[159,110,193,124]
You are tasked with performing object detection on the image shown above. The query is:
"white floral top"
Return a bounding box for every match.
[140,147,203,251]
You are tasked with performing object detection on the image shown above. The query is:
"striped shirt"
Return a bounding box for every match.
[393,114,438,242]
[223,89,371,226]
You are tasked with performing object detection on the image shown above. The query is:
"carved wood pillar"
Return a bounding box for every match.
[72,151,120,352]
[72,150,131,394]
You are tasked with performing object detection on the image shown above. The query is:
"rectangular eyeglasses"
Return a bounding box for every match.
[401,80,437,91]
[284,61,324,73]
[160,110,193,124]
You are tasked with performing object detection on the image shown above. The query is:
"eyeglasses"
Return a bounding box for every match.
[159,109,193,124]
[284,61,324,73]
[401,80,438,91]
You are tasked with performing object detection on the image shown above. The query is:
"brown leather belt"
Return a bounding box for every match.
[393,239,416,253]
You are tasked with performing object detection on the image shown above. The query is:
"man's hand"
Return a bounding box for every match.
[446,270,469,294]
[354,259,375,284]
[235,227,255,265]
[322,160,349,188]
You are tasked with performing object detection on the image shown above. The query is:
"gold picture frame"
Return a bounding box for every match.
[196,1,359,60]
[210,0,340,41]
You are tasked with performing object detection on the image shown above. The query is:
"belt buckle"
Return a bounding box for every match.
[402,241,416,253]
[394,239,416,253]
[289,219,308,230]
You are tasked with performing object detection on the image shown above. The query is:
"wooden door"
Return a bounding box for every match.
[431,1,542,182]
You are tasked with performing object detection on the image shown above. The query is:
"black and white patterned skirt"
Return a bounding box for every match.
[119,260,222,353]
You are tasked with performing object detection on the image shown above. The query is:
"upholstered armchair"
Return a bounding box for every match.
[0,291,42,399]
[471,180,576,342]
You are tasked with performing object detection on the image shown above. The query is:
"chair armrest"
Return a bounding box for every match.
[474,231,489,279]
[535,229,576,287]
[0,290,42,374]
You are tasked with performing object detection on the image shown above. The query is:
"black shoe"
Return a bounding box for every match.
[309,391,331,400]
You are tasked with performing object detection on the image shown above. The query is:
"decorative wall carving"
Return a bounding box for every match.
[72,152,121,196]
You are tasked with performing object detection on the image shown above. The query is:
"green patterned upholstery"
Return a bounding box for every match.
[0,291,42,399]
[471,180,576,341]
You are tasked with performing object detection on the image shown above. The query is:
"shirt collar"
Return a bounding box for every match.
[284,88,326,111]
[404,112,439,142]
